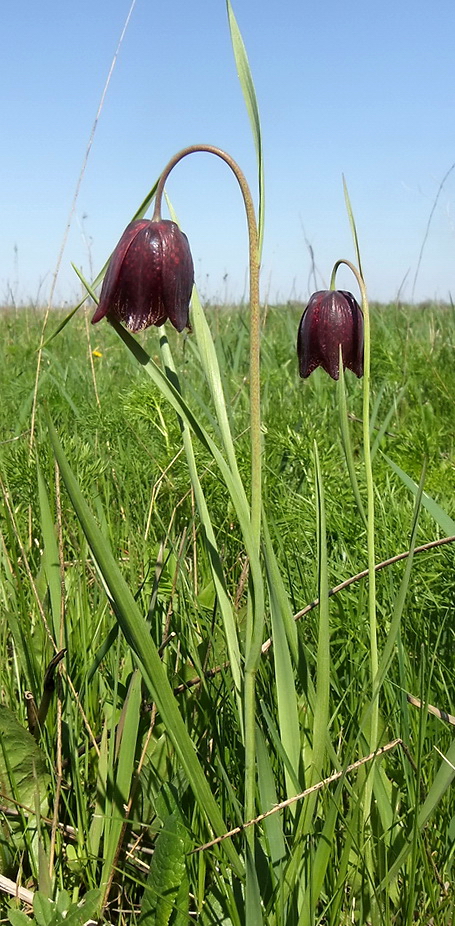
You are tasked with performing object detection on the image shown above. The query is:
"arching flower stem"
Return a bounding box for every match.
[153,145,262,559]
[153,145,262,834]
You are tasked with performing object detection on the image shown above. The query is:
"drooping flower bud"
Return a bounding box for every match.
[297,290,364,380]
[92,219,194,333]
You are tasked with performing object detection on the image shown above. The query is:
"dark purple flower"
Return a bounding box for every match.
[92,219,194,333]
[297,290,364,380]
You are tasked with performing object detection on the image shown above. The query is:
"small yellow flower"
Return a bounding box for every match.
[92,349,103,358]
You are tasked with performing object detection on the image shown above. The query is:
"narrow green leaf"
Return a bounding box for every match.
[37,463,61,641]
[245,840,263,926]
[374,463,426,696]
[262,511,298,663]
[343,176,363,281]
[158,337,243,706]
[370,386,405,460]
[100,668,142,896]
[226,0,264,255]
[88,721,108,870]
[46,417,243,876]
[337,362,367,529]
[72,263,99,304]
[311,442,330,785]
[191,287,246,495]
[384,453,455,534]
[301,779,344,923]
[113,322,265,685]
[38,299,87,349]
[256,724,286,874]
[297,443,330,839]
[263,514,301,799]
[380,736,455,891]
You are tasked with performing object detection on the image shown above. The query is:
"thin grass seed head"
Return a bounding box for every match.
[92,218,194,333]
[297,289,364,380]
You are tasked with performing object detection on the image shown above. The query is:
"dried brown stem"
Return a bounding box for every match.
[192,738,405,853]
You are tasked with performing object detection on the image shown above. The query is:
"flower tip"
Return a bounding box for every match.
[91,302,107,325]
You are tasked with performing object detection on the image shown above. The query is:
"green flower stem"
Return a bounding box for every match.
[330,260,378,754]
[153,145,261,559]
[154,146,262,833]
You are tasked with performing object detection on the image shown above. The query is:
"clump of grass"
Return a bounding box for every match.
[1,3,455,922]
[1,300,455,925]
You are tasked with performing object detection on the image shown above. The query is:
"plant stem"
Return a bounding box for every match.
[154,146,262,832]
[153,145,262,559]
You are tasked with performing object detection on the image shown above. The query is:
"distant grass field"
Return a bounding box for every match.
[0,301,454,924]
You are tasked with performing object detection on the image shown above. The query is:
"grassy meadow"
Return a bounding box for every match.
[0,300,454,924]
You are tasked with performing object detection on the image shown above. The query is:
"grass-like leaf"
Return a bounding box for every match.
[46,415,243,876]
[337,362,367,529]
[37,463,62,642]
[263,513,301,798]
[100,668,142,904]
[343,175,363,281]
[226,0,264,256]
[384,452,455,534]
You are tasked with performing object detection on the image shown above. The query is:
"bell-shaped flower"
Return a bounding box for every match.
[92,219,194,333]
[297,290,364,380]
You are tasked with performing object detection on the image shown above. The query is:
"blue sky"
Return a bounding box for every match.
[2,0,455,306]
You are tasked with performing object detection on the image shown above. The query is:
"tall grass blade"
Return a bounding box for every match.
[46,417,243,875]
[343,176,363,280]
[370,386,405,460]
[100,667,142,903]
[245,841,263,926]
[295,443,330,847]
[337,362,367,529]
[374,464,426,696]
[256,725,286,876]
[37,463,61,642]
[380,735,455,891]
[190,287,246,493]
[310,442,330,786]
[384,453,455,534]
[262,514,301,798]
[226,0,265,255]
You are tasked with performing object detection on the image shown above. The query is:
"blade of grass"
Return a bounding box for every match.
[262,513,301,800]
[226,0,265,256]
[343,176,363,281]
[370,386,405,460]
[37,464,61,643]
[383,453,455,535]
[337,362,367,529]
[256,725,286,877]
[46,416,243,876]
[380,735,455,891]
[100,667,142,907]
[158,335,243,709]
[309,442,330,788]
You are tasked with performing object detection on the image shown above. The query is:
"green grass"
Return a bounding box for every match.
[0,301,454,925]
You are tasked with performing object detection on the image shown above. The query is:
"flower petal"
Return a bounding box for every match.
[92,220,150,325]
[297,290,364,380]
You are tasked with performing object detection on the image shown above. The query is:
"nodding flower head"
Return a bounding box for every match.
[297,290,364,380]
[92,219,194,333]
